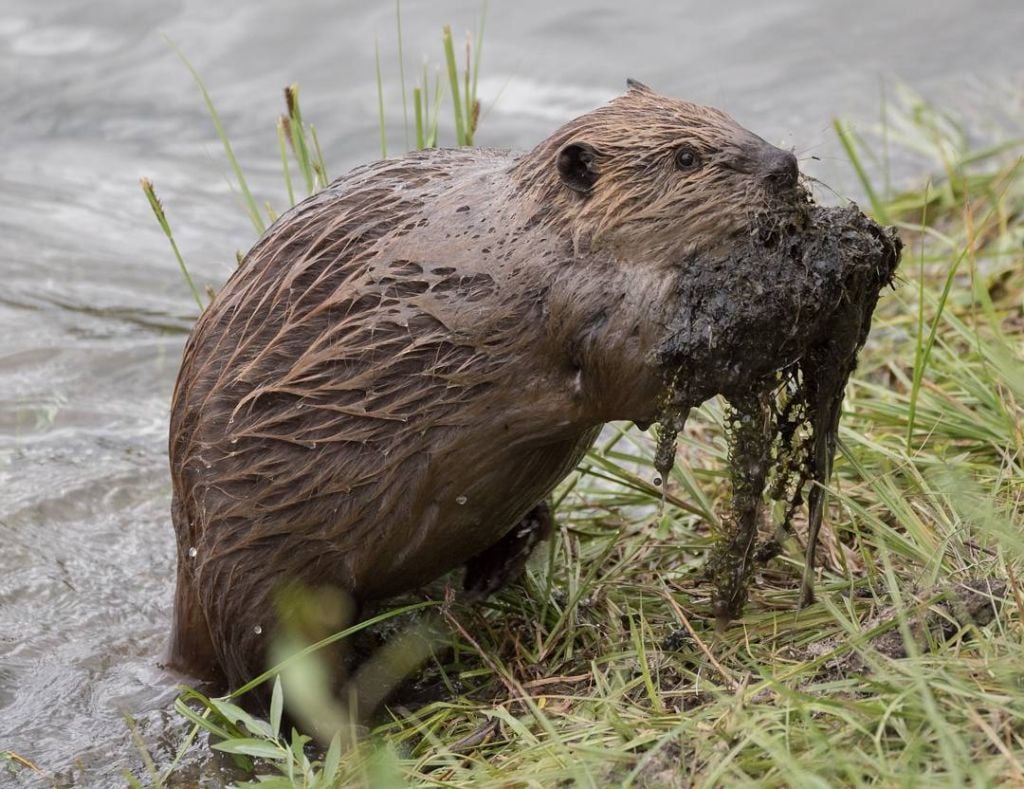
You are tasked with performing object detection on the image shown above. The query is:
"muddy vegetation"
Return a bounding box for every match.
[653,204,903,621]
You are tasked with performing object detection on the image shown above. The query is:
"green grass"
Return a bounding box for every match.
[139,26,1024,787]
[144,6,484,280]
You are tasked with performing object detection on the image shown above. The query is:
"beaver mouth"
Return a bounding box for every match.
[656,203,899,404]
[652,203,902,621]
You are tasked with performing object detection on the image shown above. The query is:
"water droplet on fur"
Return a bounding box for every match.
[188,547,197,558]
[653,476,663,486]
[253,625,262,635]
[230,437,238,445]
[455,495,467,505]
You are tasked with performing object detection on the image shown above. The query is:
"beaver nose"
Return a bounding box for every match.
[762,149,799,191]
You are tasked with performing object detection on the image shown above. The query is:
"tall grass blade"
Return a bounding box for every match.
[413,87,424,149]
[284,84,314,194]
[275,117,295,207]
[166,38,265,235]
[309,124,329,186]
[442,25,466,146]
[140,178,204,311]
[833,117,889,224]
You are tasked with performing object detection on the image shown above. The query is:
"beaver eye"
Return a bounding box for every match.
[674,146,701,171]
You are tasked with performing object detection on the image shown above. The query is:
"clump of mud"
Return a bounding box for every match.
[653,204,903,623]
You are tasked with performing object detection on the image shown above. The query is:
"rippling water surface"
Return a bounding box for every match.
[1,0,1022,783]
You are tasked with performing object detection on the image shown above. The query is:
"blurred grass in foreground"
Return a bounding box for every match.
[134,18,1024,786]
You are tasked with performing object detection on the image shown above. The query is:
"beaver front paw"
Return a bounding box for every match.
[462,502,553,599]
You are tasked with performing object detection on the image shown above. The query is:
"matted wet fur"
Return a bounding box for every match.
[168,81,856,692]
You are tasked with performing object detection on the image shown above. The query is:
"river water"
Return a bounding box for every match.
[1,0,1022,784]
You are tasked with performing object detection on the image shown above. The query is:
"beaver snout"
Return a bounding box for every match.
[761,149,799,191]
[725,138,800,191]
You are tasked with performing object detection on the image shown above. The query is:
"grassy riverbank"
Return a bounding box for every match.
[138,29,1024,785]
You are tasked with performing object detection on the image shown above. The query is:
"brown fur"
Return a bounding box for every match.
[168,82,805,689]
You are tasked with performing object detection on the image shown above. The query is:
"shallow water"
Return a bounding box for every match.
[1,0,1022,783]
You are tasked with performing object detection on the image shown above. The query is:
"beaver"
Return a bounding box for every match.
[168,80,842,690]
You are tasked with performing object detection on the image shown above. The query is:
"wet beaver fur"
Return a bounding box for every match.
[168,80,896,691]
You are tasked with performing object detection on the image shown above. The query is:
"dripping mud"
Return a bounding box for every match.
[652,204,903,622]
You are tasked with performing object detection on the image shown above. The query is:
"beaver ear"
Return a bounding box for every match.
[626,78,654,95]
[557,142,600,194]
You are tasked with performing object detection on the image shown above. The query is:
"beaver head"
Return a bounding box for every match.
[512,79,807,261]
